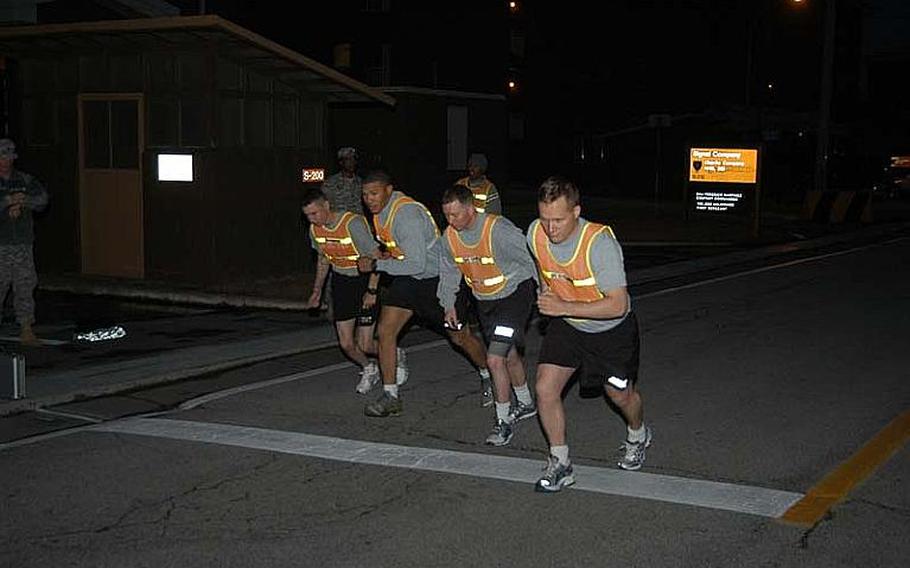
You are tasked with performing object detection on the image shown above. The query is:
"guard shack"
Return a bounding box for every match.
[0,15,394,284]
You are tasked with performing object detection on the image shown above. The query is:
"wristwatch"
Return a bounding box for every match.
[366,288,378,295]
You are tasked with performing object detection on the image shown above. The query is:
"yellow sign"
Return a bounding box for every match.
[689,148,758,184]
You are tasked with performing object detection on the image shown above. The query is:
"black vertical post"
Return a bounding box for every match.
[814,0,836,195]
[0,57,8,137]
[684,147,691,223]
[753,147,763,239]
[653,125,661,215]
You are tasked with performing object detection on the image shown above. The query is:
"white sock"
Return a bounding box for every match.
[479,368,491,381]
[550,445,570,465]
[383,384,399,398]
[627,423,647,443]
[513,383,532,406]
[495,402,511,422]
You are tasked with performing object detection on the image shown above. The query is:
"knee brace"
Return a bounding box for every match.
[488,324,515,357]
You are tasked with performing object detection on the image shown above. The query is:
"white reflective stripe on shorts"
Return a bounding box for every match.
[493,325,515,338]
[607,376,629,389]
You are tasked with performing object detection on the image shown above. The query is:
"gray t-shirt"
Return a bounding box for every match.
[374,191,440,280]
[527,217,630,333]
[309,212,376,277]
[437,213,538,309]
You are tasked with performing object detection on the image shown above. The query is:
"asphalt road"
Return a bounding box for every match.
[1,236,908,567]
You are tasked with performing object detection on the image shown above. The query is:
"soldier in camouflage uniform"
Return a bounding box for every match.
[321,147,363,214]
[318,147,364,315]
[0,139,48,345]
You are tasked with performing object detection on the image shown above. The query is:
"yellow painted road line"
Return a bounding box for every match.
[780,409,910,527]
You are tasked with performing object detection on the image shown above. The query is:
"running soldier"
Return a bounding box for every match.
[438,184,538,445]
[456,153,501,214]
[528,176,651,492]
[302,187,403,394]
[358,171,489,417]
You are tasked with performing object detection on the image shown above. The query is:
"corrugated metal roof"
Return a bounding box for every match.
[0,15,396,106]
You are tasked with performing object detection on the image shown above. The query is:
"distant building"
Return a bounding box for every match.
[0,16,393,284]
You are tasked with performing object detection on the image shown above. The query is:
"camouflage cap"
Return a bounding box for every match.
[467,153,488,171]
[0,139,16,159]
[337,147,357,160]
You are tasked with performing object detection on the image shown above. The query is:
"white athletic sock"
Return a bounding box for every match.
[495,402,511,422]
[383,384,399,398]
[513,383,532,405]
[550,445,570,465]
[627,423,647,443]
[478,368,491,381]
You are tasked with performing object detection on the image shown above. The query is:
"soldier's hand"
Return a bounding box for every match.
[443,308,460,329]
[358,256,376,272]
[304,289,321,309]
[8,204,22,219]
[537,289,567,317]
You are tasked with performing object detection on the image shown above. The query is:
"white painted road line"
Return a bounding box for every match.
[94,417,803,519]
[637,237,908,300]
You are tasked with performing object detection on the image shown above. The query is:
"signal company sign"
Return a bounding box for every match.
[689,148,758,184]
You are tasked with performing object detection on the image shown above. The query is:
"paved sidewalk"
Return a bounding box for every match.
[2,199,907,416]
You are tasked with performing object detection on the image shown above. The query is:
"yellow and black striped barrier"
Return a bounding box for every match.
[803,190,873,223]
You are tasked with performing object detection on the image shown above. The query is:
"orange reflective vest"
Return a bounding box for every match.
[445,214,507,296]
[530,220,616,302]
[372,194,439,260]
[456,176,494,213]
[310,211,363,270]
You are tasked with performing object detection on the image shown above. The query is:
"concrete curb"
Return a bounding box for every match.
[0,332,339,417]
[38,280,312,311]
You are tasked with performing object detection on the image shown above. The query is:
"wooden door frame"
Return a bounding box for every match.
[76,92,145,277]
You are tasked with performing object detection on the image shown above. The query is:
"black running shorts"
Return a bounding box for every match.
[383,275,470,330]
[331,272,378,322]
[537,312,641,389]
[475,278,536,351]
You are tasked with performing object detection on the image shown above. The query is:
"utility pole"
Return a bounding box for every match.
[814,0,836,194]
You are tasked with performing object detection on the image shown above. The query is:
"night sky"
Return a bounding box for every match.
[165,1,909,125]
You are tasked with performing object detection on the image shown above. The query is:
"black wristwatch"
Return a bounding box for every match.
[366,288,378,295]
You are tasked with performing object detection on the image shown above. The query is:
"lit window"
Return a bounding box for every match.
[157,154,194,182]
